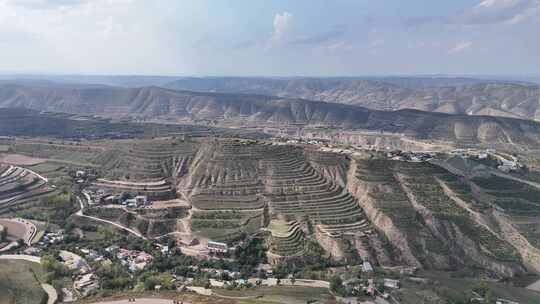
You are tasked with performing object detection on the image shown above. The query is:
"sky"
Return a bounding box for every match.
[0,0,539,76]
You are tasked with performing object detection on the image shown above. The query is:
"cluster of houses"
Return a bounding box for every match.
[106,246,153,272]
[386,150,435,162]
[471,298,520,304]
[174,265,292,290]
[57,250,100,299]
[83,188,151,209]
[342,277,400,299]
[80,248,109,264]
[37,230,65,247]
[450,149,523,173]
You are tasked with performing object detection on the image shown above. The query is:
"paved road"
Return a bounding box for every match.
[0,254,58,304]
[23,167,49,183]
[92,299,190,304]
[41,283,58,304]
[76,196,147,239]
[0,254,41,263]
[527,278,540,292]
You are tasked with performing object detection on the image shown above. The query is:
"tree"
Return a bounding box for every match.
[330,275,345,296]
[97,226,116,241]
[484,289,492,304]
[142,273,174,290]
[41,255,71,280]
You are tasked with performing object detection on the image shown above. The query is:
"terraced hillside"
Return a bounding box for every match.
[305,150,349,187]
[186,139,269,242]
[5,132,538,276]
[347,156,525,276]
[181,139,372,259]
[468,174,540,270]
[0,164,54,213]
[267,219,306,261]
[263,145,370,238]
[93,139,199,199]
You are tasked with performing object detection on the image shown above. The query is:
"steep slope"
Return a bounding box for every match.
[3,84,540,148]
[346,156,525,277]
[165,77,540,121]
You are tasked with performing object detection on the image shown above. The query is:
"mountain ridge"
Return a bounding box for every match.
[2,84,540,147]
[164,77,540,121]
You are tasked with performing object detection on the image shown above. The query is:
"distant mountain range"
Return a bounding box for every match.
[3,75,540,121]
[2,83,540,147]
[164,77,540,121]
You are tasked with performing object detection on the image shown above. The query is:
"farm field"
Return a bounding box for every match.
[0,259,48,304]
[0,154,46,166]
[214,286,332,304]
[403,270,540,304]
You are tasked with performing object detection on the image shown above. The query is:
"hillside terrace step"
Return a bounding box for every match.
[269,198,358,211]
[319,221,370,232]
[270,182,338,194]
[0,180,46,201]
[272,205,362,217]
[266,169,321,180]
[192,192,260,200]
[268,187,344,202]
[0,167,26,182]
[0,177,42,193]
[267,174,325,185]
[266,166,317,179]
[0,188,55,208]
[272,201,361,214]
[92,183,172,192]
[269,197,356,210]
[0,165,13,177]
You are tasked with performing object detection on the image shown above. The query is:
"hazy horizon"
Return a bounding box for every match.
[1,0,539,76]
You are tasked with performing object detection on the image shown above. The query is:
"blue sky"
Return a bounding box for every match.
[0,0,538,76]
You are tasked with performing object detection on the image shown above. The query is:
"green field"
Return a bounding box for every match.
[0,260,48,304]
[398,270,540,304]
[214,286,331,304]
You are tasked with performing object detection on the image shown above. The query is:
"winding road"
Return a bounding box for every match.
[76,196,147,239]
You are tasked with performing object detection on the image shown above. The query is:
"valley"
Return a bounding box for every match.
[2,117,540,303]
[2,0,540,302]
[2,74,540,304]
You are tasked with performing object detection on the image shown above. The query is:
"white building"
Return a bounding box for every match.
[383,278,400,289]
[135,195,148,206]
[362,260,374,273]
[207,241,228,253]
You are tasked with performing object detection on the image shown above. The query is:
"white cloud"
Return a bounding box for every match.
[460,0,540,25]
[271,11,293,44]
[504,1,540,23]
[476,0,521,9]
[448,41,473,54]
[0,0,185,74]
